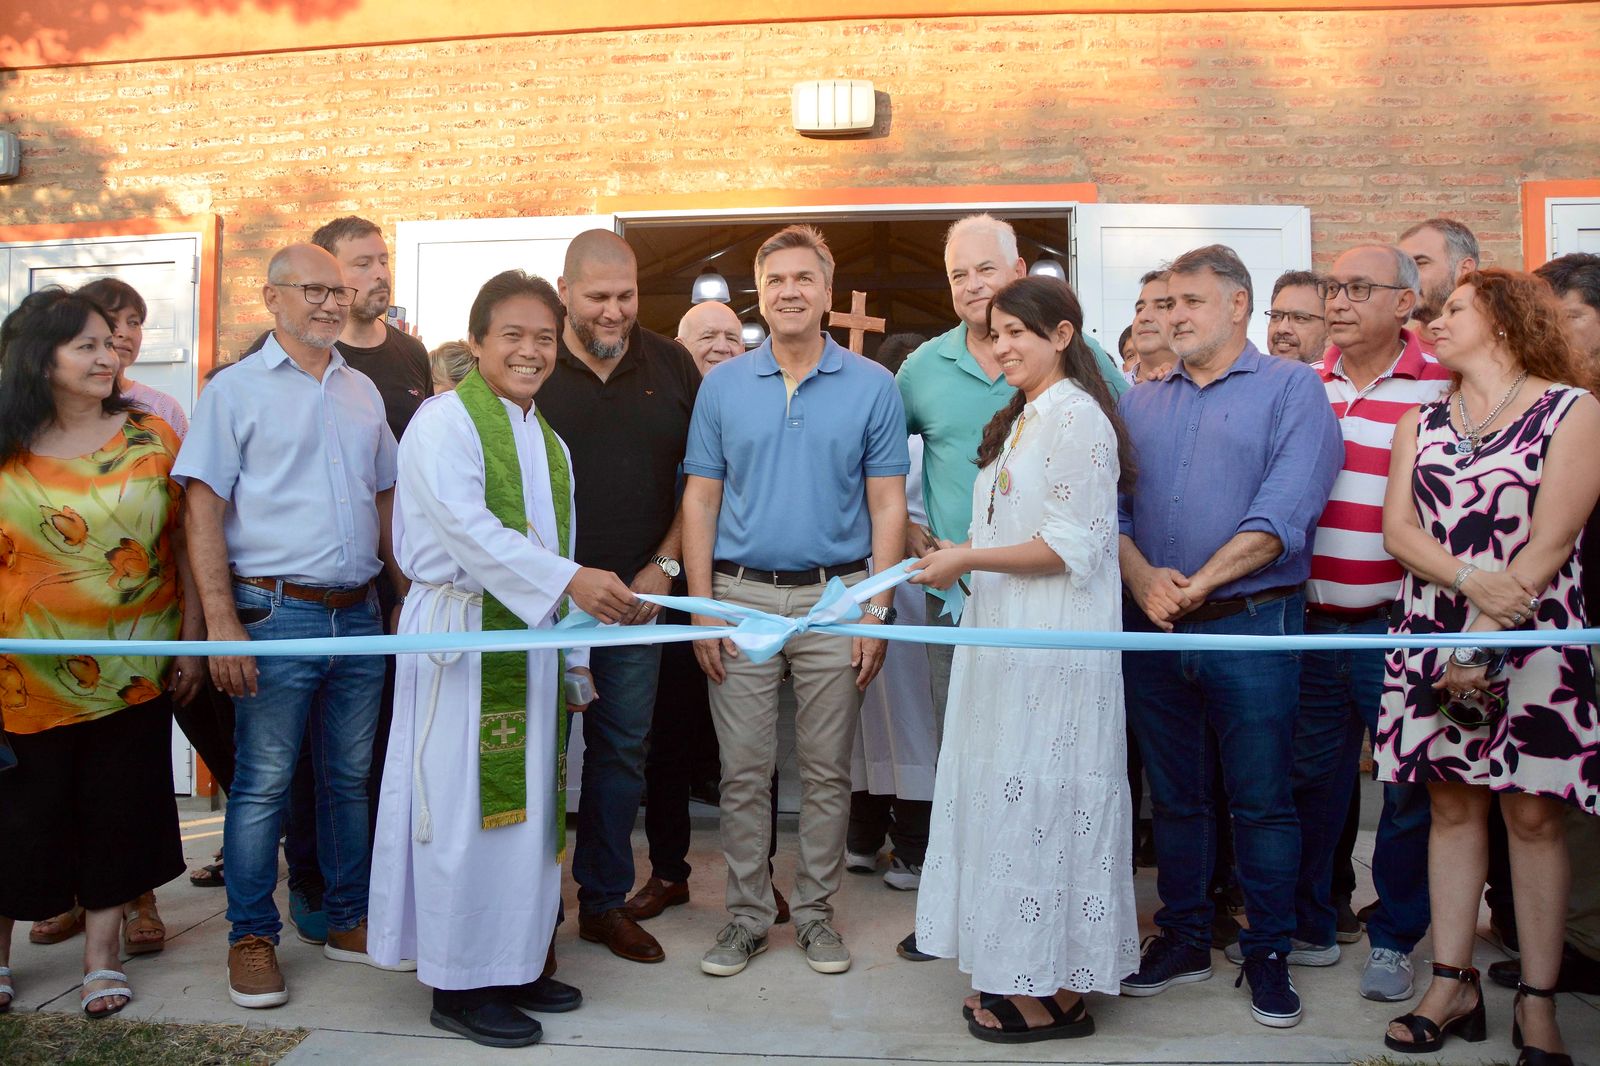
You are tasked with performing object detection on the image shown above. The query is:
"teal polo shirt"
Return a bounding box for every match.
[684,335,910,571]
[897,323,1126,605]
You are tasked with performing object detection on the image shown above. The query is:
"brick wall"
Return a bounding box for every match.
[2,4,1597,356]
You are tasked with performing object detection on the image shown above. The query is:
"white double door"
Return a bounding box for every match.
[0,231,204,794]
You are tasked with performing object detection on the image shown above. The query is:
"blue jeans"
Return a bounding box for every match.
[223,582,384,944]
[572,641,662,915]
[1293,611,1431,951]
[1124,591,1304,957]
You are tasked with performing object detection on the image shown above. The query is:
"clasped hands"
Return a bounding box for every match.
[1128,565,1212,633]
[1457,567,1541,630]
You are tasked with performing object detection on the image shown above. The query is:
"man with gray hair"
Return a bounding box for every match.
[1398,218,1479,345]
[1117,244,1342,1030]
[676,300,744,375]
[1266,270,1329,363]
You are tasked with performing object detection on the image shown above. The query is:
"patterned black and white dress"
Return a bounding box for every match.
[1376,386,1600,814]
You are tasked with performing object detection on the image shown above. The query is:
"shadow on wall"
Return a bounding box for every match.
[0,1,329,67]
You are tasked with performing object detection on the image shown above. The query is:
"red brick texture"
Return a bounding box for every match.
[2,6,1597,356]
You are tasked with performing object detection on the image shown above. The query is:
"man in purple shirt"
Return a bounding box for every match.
[1114,245,1341,1030]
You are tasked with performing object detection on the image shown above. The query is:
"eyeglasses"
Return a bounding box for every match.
[1315,279,1409,303]
[277,283,358,307]
[1264,310,1325,325]
[1439,687,1507,730]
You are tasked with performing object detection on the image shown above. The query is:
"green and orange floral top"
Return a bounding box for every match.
[0,412,184,734]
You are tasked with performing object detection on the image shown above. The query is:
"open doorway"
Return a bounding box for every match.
[620,209,1073,358]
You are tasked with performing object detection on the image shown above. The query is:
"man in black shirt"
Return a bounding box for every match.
[239,216,432,948]
[538,230,700,965]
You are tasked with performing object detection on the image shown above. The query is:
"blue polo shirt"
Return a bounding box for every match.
[684,335,910,571]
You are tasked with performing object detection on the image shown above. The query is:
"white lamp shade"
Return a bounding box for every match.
[692,271,731,304]
[1028,259,1067,281]
[740,320,767,348]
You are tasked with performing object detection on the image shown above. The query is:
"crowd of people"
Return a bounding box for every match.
[0,208,1597,1064]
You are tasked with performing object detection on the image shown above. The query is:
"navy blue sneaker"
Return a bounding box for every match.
[1237,950,1302,1028]
[1120,933,1213,997]
[290,887,328,946]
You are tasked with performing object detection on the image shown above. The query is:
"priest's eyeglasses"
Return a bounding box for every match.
[1264,310,1325,325]
[1315,279,1409,303]
[278,283,359,307]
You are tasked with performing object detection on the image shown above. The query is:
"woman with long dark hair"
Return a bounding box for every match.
[909,275,1139,1043]
[1378,268,1600,1065]
[0,289,203,1017]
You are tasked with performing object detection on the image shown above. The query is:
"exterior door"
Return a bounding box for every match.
[1072,203,1313,354]
[1549,199,1600,257]
[0,231,205,794]
[395,215,617,346]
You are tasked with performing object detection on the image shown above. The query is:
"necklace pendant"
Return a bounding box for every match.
[1454,438,1475,456]
[997,468,1012,496]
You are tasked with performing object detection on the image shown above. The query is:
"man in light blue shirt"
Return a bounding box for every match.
[175,243,405,1009]
[682,225,908,979]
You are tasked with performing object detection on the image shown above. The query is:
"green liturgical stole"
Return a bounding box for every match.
[455,369,572,860]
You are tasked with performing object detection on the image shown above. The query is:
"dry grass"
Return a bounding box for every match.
[0,1011,307,1065]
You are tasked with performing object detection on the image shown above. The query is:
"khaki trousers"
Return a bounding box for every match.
[707,570,864,933]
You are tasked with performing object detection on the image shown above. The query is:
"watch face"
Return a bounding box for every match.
[657,557,681,577]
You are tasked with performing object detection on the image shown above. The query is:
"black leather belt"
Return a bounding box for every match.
[714,559,868,587]
[1307,602,1395,624]
[1181,585,1298,624]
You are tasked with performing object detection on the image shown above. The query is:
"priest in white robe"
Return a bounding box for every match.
[369,270,637,1048]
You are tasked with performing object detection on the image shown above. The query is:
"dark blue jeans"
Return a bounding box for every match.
[223,582,384,943]
[572,641,662,915]
[1293,611,1431,951]
[1124,591,1304,957]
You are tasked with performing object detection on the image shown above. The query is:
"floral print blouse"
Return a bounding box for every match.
[0,412,184,734]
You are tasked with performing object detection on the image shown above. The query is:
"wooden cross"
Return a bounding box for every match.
[828,290,886,354]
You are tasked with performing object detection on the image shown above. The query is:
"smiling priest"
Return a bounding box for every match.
[367,270,639,1048]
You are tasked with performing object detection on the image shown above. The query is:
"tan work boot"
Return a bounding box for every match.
[324,917,417,971]
[228,935,288,1008]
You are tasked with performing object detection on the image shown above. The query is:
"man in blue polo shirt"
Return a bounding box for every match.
[682,224,908,979]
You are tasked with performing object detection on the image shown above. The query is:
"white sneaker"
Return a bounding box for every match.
[844,850,879,874]
[882,856,921,891]
[1224,938,1339,967]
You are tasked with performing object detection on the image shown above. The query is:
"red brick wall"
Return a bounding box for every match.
[2,4,1597,356]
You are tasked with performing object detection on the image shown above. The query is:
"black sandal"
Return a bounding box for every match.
[967,993,1095,1043]
[1512,980,1574,1066]
[189,853,225,888]
[961,991,1005,1022]
[1384,962,1487,1052]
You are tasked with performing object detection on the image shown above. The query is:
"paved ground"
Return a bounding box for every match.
[5,784,1596,1065]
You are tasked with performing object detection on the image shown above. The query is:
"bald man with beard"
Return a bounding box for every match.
[536,230,702,966]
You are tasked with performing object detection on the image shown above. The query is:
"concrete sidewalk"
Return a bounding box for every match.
[6,789,1597,1065]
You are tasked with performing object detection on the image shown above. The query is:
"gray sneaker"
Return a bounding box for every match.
[882,856,921,891]
[796,919,851,974]
[700,923,767,977]
[1360,947,1415,1002]
[1225,938,1340,967]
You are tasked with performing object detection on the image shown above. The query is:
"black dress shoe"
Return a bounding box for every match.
[507,976,582,1014]
[430,996,542,1048]
[897,932,935,961]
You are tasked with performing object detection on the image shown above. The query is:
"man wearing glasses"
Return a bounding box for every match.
[1287,244,1450,1004]
[176,243,408,1008]
[1265,271,1330,364]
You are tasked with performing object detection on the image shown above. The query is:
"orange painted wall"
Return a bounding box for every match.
[0,0,1580,69]
[2,6,1596,359]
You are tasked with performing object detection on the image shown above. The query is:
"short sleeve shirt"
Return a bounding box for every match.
[684,335,909,571]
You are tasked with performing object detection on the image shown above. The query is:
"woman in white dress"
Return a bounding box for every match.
[910,275,1140,1044]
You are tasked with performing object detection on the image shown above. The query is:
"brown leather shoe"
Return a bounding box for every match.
[622,878,690,921]
[578,908,664,963]
[228,935,289,1009]
[774,887,791,925]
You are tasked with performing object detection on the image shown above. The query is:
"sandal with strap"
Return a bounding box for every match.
[189,857,225,888]
[122,891,166,956]
[1384,962,1487,1053]
[0,966,15,1013]
[968,993,1095,1044]
[81,969,132,1019]
[28,904,85,945]
[961,991,1005,1022]
[1512,981,1574,1066]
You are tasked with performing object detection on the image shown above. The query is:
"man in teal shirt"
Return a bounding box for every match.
[892,213,1125,960]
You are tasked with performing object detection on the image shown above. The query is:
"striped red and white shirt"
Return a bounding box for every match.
[1307,329,1452,613]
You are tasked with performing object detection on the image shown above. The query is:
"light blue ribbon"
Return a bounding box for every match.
[2,560,1596,658]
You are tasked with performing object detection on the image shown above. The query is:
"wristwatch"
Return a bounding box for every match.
[861,602,898,624]
[651,555,682,579]
[1451,646,1491,668]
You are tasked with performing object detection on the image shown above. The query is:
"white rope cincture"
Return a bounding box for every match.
[410,582,481,844]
